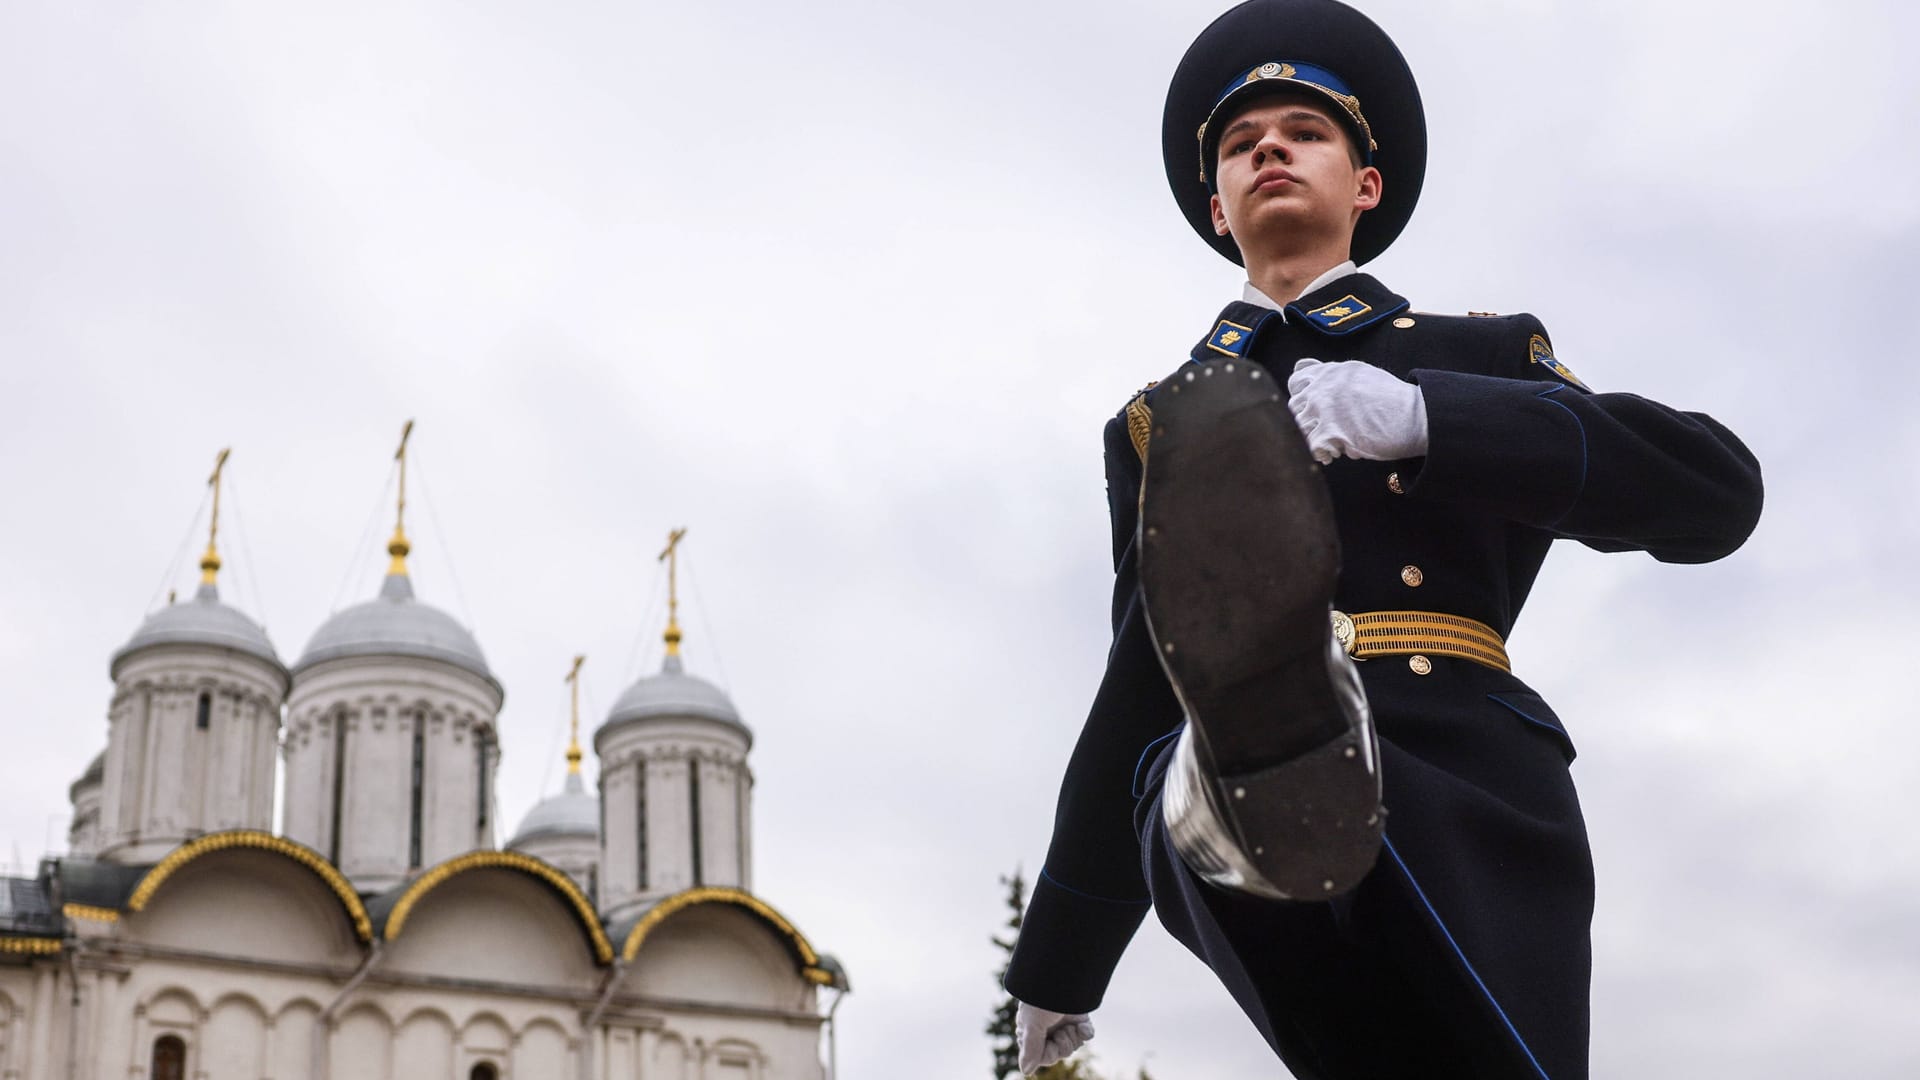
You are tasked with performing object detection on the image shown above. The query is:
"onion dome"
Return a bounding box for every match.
[111,582,282,677]
[599,528,749,738]
[604,653,748,734]
[511,654,600,847]
[294,572,494,685]
[294,425,495,687]
[114,449,283,677]
[510,769,599,847]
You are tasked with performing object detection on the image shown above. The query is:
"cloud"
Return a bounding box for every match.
[2,0,1914,1075]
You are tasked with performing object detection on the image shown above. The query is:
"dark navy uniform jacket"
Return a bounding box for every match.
[1005,272,1763,1059]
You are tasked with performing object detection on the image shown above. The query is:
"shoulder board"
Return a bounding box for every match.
[1125,381,1158,462]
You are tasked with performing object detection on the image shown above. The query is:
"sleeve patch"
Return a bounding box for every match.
[1528,333,1589,391]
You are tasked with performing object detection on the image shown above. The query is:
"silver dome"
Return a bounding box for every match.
[509,770,599,847]
[110,583,283,676]
[294,574,494,685]
[602,655,749,736]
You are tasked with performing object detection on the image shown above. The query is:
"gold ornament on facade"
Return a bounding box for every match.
[621,885,831,987]
[384,849,612,964]
[62,902,120,924]
[127,830,372,941]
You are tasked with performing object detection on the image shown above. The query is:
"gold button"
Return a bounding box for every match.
[1409,655,1432,675]
[1392,316,1416,329]
[1400,565,1424,587]
[1387,471,1404,495]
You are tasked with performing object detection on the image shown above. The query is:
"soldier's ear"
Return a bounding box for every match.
[1353,167,1383,212]
[1210,193,1230,237]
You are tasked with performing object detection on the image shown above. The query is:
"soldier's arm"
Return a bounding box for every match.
[1004,410,1178,1014]
[1404,315,1763,562]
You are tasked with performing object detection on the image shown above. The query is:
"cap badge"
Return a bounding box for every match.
[1251,62,1298,81]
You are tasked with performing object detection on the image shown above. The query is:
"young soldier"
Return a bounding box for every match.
[1004,2,1763,1077]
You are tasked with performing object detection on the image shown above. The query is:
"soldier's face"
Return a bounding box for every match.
[1207,97,1381,251]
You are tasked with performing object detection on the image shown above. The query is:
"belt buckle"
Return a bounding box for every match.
[1329,610,1364,660]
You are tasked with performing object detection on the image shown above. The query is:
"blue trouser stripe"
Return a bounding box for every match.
[1382,834,1551,1080]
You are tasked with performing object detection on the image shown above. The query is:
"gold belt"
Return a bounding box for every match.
[1330,610,1510,673]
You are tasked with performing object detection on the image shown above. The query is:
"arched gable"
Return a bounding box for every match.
[128,831,370,941]
[619,886,835,986]
[379,851,611,964]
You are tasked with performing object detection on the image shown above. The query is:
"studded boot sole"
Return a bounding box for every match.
[1139,359,1384,900]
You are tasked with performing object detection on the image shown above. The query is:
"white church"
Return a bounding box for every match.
[0,443,848,1079]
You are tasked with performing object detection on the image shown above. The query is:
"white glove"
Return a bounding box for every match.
[1015,1000,1094,1074]
[1286,358,1429,464]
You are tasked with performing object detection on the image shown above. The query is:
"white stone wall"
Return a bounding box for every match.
[97,646,286,864]
[0,845,828,1080]
[283,656,502,893]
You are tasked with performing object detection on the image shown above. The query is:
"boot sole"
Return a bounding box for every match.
[1140,360,1383,896]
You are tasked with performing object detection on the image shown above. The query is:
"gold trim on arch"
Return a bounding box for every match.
[620,886,833,984]
[62,903,120,924]
[384,851,613,964]
[0,937,62,956]
[127,830,372,942]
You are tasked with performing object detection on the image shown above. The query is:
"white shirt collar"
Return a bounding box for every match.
[1240,261,1358,320]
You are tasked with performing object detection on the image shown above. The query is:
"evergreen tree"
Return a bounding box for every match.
[990,867,1159,1080]
[987,870,1026,1078]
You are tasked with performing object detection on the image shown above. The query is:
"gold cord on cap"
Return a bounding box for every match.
[657,527,688,657]
[200,448,231,585]
[388,420,414,576]
[564,654,585,775]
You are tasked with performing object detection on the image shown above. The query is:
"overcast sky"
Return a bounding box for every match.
[4,0,1917,1075]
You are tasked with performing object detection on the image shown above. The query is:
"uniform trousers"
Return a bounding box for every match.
[1135,729,1583,1080]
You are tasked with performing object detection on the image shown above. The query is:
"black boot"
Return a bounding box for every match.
[1138,359,1383,900]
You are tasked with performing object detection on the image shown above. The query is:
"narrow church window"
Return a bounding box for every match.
[151,1034,186,1080]
[475,736,490,832]
[689,759,703,887]
[408,716,426,870]
[195,691,211,730]
[328,712,348,866]
[469,1064,499,1080]
[636,761,648,891]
